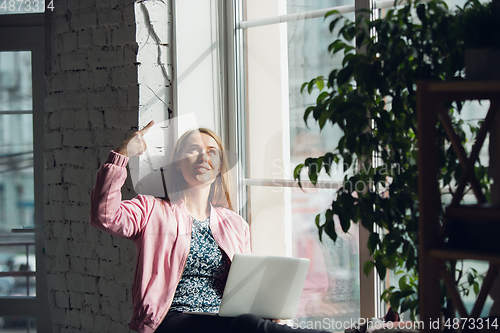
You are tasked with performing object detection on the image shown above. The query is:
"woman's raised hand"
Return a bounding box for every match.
[115,120,154,157]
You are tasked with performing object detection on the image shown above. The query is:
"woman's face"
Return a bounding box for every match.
[176,132,222,189]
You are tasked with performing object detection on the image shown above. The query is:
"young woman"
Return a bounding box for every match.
[90,122,329,333]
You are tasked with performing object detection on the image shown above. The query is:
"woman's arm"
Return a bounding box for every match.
[89,151,149,238]
[89,121,154,238]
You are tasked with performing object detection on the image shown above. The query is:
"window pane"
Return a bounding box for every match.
[292,188,360,331]
[245,6,354,181]
[245,0,350,22]
[0,114,35,298]
[0,114,34,226]
[244,0,358,330]
[0,316,36,331]
[245,22,290,180]
[245,0,287,22]
[287,6,354,182]
[0,245,36,297]
[0,52,32,111]
[286,7,360,328]
[0,0,45,15]
[248,186,360,331]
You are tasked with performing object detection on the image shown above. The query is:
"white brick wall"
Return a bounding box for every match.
[45,0,173,331]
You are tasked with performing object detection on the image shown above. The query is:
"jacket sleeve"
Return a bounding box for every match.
[89,150,152,239]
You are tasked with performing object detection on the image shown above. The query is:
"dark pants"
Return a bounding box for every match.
[155,311,330,333]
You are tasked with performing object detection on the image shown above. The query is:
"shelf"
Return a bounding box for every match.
[425,80,500,93]
[422,80,500,100]
[417,80,500,332]
[429,247,500,264]
[445,204,500,222]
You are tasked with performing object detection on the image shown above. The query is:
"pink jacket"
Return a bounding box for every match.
[89,151,251,333]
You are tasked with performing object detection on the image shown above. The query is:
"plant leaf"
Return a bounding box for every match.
[337,65,354,86]
[364,260,375,276]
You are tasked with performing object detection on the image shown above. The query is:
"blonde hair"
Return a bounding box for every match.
[163,128,233,211]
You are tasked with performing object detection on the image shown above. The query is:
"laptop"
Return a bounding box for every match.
[215,253,310,319]
[184,253,310,319]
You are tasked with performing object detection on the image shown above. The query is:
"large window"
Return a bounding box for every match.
[234,1,366,330]
[0,19,50,332]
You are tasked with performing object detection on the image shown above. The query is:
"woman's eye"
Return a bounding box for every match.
[208,149,218,155]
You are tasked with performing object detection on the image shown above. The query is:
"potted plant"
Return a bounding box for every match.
[294,0,488,322]
[457,0,500,79]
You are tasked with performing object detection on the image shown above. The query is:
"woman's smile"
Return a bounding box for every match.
[195,165,211,173]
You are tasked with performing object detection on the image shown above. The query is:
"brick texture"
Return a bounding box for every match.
[44,1,173,331]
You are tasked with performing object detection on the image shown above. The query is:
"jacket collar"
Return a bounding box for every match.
[170,197,217,221]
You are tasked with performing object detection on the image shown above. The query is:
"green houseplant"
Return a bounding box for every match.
[457,0,500,50]
[294,0,490,322]
[457,0,500,79]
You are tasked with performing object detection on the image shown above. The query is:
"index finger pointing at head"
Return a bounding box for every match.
[139,120,154,135]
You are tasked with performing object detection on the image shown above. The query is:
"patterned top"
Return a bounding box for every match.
[169,217,231,313]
